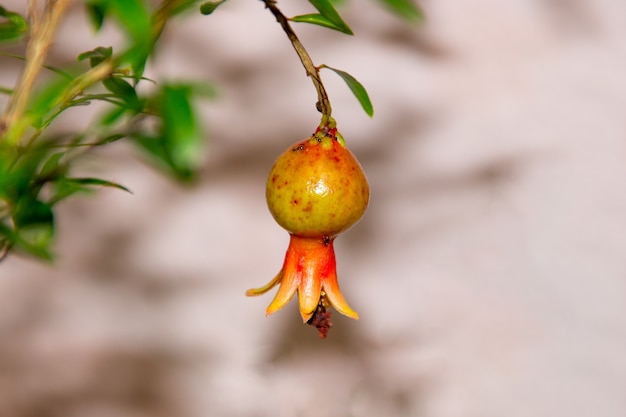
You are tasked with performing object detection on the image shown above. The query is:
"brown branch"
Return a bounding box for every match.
[261,0,332,122]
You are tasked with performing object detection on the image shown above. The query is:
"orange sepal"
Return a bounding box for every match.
[246,234,358,322]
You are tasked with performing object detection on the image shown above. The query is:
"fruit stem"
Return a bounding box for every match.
[261,0,332,125]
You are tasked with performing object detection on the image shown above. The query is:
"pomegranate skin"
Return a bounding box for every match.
[266,130,369,238]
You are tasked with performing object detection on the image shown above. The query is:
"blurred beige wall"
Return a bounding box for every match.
[1,1,626,416]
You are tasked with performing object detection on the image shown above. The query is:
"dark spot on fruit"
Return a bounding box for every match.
[292,198,300,205]
[317,137,322,143]
[303,203,313,212]
[323,236,331,246]
[292,145,305,151]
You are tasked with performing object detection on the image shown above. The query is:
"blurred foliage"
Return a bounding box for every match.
[0,5,28,41]
[0,0,421,261]
[375,0,423,22]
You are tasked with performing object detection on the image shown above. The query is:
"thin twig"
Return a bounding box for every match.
[261,0,332,122]
[0,51,74,80]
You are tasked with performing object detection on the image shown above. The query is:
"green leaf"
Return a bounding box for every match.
[132,133,171,172]
[375,0,424,22]
[44,175,131,206]
[106,0,151,43]
[64,177,132,194]
[303,0,353,35]
[47,179,93,205]
[133,133,196,181]
[85,2,108,31]
[11,195,55,260]
[0,145,48,202]
[160,84,203,179]
[0,6,28,42]
[12,196,54,228]
[132,82,208,181]
[290,14,351,34]
[0,146,18,200]
[102,76,141,110]
[200,0,225,15]
[321,65,373,117]
[77,46,113,67]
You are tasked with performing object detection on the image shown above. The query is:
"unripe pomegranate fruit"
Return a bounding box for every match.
[266,128,369,238]
[246,121,369,337]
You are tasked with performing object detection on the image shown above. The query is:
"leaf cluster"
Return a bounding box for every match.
[0,0,212,260]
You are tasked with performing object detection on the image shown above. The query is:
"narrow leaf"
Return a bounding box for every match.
[132,133,171,173]
[106,0,150,43]
[102,76,141,110]
[306,0,353,35]
[0,24,26,42]
[0,145,48,201]
[11,196,55,260]
[85,2,108,31]
[65,177,132,194]
[160,84,202,179]
[77,46,113,67]
[322,65,373,117]
[290,14,351,34]
[48,179,93,205]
